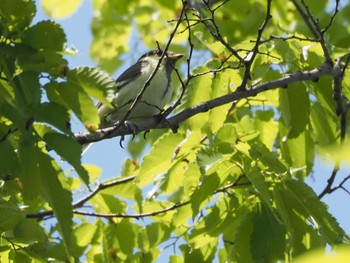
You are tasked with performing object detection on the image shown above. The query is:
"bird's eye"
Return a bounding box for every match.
[156,50,163,56]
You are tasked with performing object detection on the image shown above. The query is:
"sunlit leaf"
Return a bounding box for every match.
[42,0,83,19]
[136,132,184,186]
[22,20,66,51]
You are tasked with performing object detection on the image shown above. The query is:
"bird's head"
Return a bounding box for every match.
[138,49,183,73]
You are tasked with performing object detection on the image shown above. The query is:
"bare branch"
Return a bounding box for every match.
[318,163,340,199]
[290,0,320,37]
[240,0,272,89]
[291,0,333,62]
[191,0,244,63]
[322,0,340,33]
[262,34,319,44]
[0,128,18,143]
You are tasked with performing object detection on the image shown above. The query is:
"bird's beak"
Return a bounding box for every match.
[168,53,183,62]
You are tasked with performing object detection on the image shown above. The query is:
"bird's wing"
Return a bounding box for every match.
[96,60,147,111]
[115,60,146,90]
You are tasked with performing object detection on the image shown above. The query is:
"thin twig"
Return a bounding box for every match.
[26,175,136,219]
[240,0,272,89]
[73,201,190,218]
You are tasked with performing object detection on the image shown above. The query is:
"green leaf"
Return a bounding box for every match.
[251,202,286,263]
[285,179,347,244]
[0,0,36,34]
[254,110,279,150]
[244,164,273,210]
[0,202,25,231]
[74,222,98,257]
[57,82,100,130]
[279,84,309,138]
[42,0,83,19]
[177,66,212,131]
[18,144,43,200]
[115,219,136,254]
[35,126,89,185]
[38,151,73,258]
[205,71,236,133]
[310,101,337,146]
[67,67,116,107]
[13,219,47,243]
[182,163,201,198]
[0,140,19,179]
[34,102,71,133]
[146,223,171,248]
[22,21,66,51]
[231,202,255,263]
[214,123,238,153]
[136,132,184,187]
[190,172,219,217]
[13,72,41,111]
[272,179,343,256]
[281,130,314,178]
[193,31,226,56]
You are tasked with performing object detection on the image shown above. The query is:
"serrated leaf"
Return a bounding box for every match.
[0,140,19,178]
[182,163,201,198]
[41,130,89,185]
[34,102,71,133]
[116,219,136,254]
[231,203,255,263]
[0,0,36,33]
[146,223,171,248]
[279,84,309,138]
[38,151,73,258]
[285,179,347,244]
[282,130,314,178]
[251,202,286,262]
[18,144,43,200]
[57,82,100,130]
[193,31,226,55]
[214,123,238,153]
[22,21,66,51]
[254,109,279,150]
[0,203,25,231]
[205,71,233,133]
[190,173,219,217]
[244,164,273,210]
[67,67,116,107]
[178,66,212,131]
[13,219,47,243]
[74,223,98,257]
[310,102,337,146]
[136,132,184,186]
[13,72,41,110]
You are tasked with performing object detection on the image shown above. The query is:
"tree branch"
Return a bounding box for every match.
[26,175,136,219]
[73,201,190,219]
[76,61,334,145]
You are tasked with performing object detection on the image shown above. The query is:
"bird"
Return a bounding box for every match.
[81,49,183,153]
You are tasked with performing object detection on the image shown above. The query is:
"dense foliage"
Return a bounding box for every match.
[1,0,350,262]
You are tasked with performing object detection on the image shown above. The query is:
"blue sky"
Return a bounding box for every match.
[34,0,350,254]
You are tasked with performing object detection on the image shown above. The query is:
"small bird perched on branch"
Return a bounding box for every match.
[82,49,183,153]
